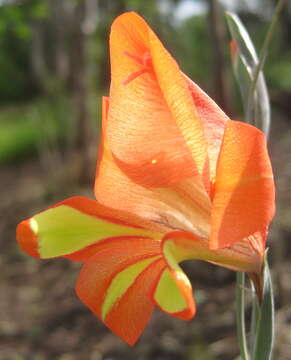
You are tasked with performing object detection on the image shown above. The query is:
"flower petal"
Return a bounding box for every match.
[148,27,208,176]
[95,98,211,239]
[16,196,160,259]
[187,77,229,180]
[103,258,165,345]
[149,232,198,320]
[96,98,177,232]
[162,231,263,280]
[107,12,208,188]
[210,121,275,249]
[150,266,195,320]
[76,237,163,345]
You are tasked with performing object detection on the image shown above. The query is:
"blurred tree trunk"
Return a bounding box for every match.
[207,0,231,115]
[30,20,49,93]
[50,0,70,84]
[71,0,98,183]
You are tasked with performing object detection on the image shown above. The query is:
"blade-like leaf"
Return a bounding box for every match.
[253,254,274,360]
[225,11,270,136]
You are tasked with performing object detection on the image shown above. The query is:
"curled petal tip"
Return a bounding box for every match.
[16,219,39,258]
[170,304,196,320]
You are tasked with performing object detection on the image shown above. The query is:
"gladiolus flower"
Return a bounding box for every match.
[16,12,275,345]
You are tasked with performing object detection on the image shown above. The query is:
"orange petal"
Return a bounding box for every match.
[107,12,208,188]
[104,258,165,345]
[17,196,161,259]
[162,230,263,277]
[16,218,39,258]
[76,237,163,345]
[149,266,195,320]
[210,121,275,249]
[148,26,208,175]
[95,98,211,239]
[186,77,229,180]
[95,99,176,233]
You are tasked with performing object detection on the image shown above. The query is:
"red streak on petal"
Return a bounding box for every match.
[123,50,144,65]
[142,51,151,67]
[123,68,148,85]
[123,50,153,85]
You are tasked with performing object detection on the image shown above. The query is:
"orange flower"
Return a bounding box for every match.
[16,12,275,345]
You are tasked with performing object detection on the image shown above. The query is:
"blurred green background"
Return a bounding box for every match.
[1,0,291,359]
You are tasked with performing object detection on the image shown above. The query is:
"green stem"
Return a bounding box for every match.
[250,283,260,357]
[246,0,287,127]
[236,272,250,360]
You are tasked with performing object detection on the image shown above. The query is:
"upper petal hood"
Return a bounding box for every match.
[107,12,208,187]
[95,13,235,237]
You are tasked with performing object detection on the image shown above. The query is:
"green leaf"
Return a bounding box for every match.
[225,12,270,136]
[253,254,274,360]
